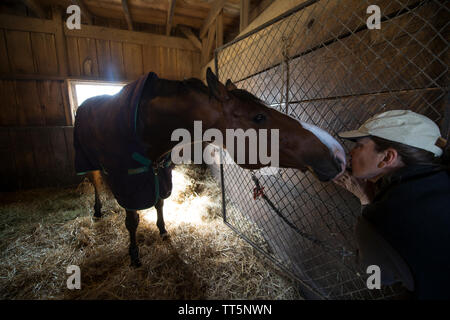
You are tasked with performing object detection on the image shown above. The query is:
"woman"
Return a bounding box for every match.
[334,110,449,300]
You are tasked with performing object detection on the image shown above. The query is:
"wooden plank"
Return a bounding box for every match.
[240,0,250,33]
[60,81,73,125]
[49,127,70,172]
[285,1,448,101]
[0,30,10,74]
[0,13,57,33]
[179,26,202,51]
[166,0,177,36]
[66,36,81,76]
[122,0,134,31]
[123,43,143,79]
[36,81,66,126]
[30,32,59,75]
[63,126,75,174]
[31,129,53,181]
[0,129,16,190]
[158,47,178,80]
[10,128,37,189]
[14,80,44,126]
[52,6,69,76]
[191,50,201,78]
[219,0,412,81]
[64,23,196,51]
[177,49,193,79]
[96,39,113,79]
[143,45,161,75]
[110,41,125,79]
[5,30,35,74]
[0,80,18,126]
[77,37,99,77]
[199,0,227,39]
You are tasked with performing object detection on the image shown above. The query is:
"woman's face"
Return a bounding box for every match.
[350,137,386,180]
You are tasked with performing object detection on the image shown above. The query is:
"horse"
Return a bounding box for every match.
[73,67,346,267]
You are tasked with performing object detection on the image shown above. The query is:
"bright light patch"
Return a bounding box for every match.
[75,84,124,106]
[142,169,213,226]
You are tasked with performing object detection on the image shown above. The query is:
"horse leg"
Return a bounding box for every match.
[87,170,102,218]
[155,198,168,239]
[125,210,142,267]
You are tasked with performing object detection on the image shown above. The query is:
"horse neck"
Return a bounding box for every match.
[137,80,222,160]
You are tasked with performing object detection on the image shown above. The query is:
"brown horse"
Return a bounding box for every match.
[74,68,345,267]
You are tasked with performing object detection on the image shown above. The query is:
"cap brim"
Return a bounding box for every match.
[338,130,370,141]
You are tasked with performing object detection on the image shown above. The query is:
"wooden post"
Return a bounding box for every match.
[240,0,250,33]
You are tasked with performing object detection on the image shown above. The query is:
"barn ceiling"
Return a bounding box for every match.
[2,0,274,44]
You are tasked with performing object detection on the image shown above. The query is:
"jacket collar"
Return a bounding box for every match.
[375,164,444,198]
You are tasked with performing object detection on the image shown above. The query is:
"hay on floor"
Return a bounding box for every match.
[0,165,302,300]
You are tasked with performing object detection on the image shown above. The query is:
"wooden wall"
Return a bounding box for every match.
[0,8,201,191]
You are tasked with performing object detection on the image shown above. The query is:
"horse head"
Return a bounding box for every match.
[206,68,346,182]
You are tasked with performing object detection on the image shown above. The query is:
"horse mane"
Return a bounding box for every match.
[182,78,209,95]
[179,78,267,107]
[142,74,266,106]
[229,88,267,106]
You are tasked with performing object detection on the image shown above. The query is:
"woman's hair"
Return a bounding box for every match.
[371,136,450,169]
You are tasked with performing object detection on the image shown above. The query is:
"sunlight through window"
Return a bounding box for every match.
[75,84,125,106]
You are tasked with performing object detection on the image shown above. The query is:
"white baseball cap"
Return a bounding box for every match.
[338,110,445,157]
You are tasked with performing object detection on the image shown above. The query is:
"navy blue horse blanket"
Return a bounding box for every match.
[73,72,172,210]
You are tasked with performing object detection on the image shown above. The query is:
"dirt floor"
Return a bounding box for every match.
[0,165,302,300]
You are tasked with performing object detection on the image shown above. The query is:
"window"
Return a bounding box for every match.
[67,80,127,123]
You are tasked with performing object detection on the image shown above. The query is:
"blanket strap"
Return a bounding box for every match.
[129,152,160,205]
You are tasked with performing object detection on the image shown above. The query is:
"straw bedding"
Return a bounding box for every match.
[0,165,301,300]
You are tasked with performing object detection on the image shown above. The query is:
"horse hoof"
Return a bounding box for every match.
[130,260,142,268]
[160,232,169,240]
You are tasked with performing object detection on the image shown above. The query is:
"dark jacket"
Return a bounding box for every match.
[357,164,450,300]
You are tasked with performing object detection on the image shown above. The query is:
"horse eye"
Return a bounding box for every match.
[253,114,266,123]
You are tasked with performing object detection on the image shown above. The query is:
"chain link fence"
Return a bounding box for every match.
[214,0,449,299]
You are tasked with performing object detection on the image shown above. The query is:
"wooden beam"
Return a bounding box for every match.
[240,0,250,33]
[202,24,216,67]
[166,0,177,36]
[71,0,93,25]
[20,0,46,19]
[199,0,226,39]
[64,23,197,51]
[122,0,133,31]
[0,13,57,33]
[179,26,202,51]
[216,9,223,49]
[52,7,68,77]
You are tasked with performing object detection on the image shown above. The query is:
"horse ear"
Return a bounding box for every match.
[225,79,237,91]
[206,67,229,101]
